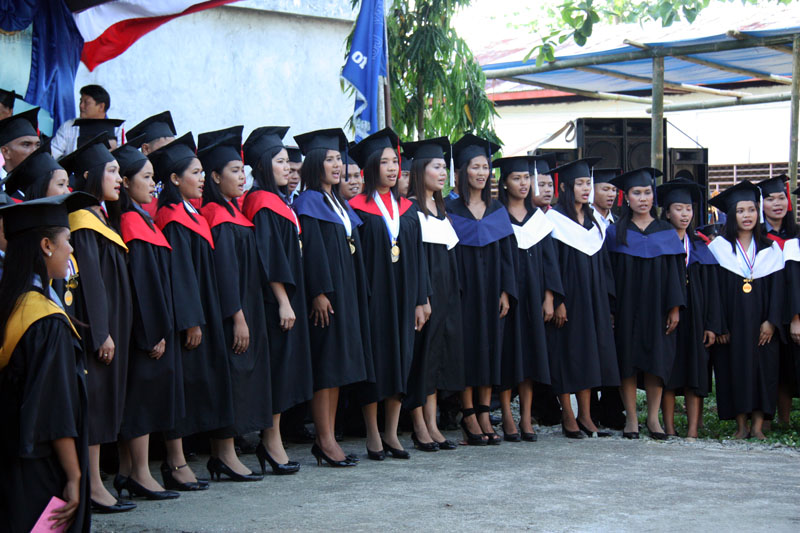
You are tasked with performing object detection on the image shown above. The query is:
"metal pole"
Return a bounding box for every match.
[651,56,664,175]
[790,35,800,193]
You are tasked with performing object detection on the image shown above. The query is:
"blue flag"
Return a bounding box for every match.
[342,0,387,141]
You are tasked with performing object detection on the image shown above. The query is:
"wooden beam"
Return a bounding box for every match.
[727,30,793,55]
[651,57,665,174]
[575,65,750,97]
[648,92,792,112]
[789,35,800,193]
[498,77,654,104]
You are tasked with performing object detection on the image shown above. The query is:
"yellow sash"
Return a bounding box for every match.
[69,209,128,252]
[0,291,80,371]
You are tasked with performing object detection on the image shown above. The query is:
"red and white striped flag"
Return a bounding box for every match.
[69,0,240,71]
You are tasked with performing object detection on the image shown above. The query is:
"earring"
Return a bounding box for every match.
[47,252,53,257]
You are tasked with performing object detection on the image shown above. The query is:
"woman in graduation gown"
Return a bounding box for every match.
[606,168,685,440]
[445,133,516,445]
[151,133,232,489]
[112,140,183,500]
[0,193,95,532]
[58,136,136,511]
[757,175,799,425]
[403,137,462,450]
[349,129,430,458]
[545,158,618,439]
[494,155,563,442]
[657,178,722,438]
[194,127,269,482]
[292,128,373,467]
[708,181,785,439]
[242,126,313,474]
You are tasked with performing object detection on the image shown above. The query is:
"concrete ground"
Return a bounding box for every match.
[93,428,800,532]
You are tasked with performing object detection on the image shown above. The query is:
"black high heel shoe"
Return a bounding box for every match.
[411,432,439,452]
[459,408,488,446]
[124,476,180,500]
[381,439,410,459]
[346,454,360,463]
[255,443,300,475]
[646,423,668,441]
[160,462,209,491]
[622,431,640,439]
[476,405,501,445]
[206,457,263,482]
[503,424,521,442]
[434,439,458,450]
[561,421,586,439]
[311,443,356,467]
[90,499,137,514]
[577,419,613,438]
[113,473,128,498]
[521,430,538,442]
[366,444,385,461]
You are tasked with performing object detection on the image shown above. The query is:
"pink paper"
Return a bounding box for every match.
[31,496,68,533]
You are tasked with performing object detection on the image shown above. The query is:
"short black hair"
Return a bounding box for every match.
[80,85,110,112]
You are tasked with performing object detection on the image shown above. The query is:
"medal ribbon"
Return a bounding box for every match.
[325,192,352,237]
[736,238,756,278]
[683,236,690,267]
[373,191,400,246]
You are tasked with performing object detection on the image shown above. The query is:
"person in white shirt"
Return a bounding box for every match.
[51,85,122,159]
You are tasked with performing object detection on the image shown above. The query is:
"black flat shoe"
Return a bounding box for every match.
[411,432,439,452]
[160,462,209,491]
[577,419,612,438]
[255,443,300,475]
[311,443,356,467]
[646,424,668,441]
[90,499,137,514]
[381,439,410,459]
[113,473,128,498]
[459,408,488,446]
[562,422,586,439]
[206,457,263,482]
[124,477,180,500]
[622,431,640,440]
[434,439,458,450]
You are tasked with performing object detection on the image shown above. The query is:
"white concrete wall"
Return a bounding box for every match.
[493,85,793,165]
[75,3,357,144]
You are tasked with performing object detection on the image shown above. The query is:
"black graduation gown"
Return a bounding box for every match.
[157,203,234,438]
[0,316,90,533]
[545,205,619,394]
[445,197,517,388]
[405,204,464,409]
[295,191,373,391]
[243,191,314,414]
[205,203,273,436]
[351,194,430,403]
[783,241,800,397]
[709,237,784,419]
[665,236,723,396]
[607,219,686,383]
[502,206,564,387]
[70,209,133,445]
[118,209,185,440]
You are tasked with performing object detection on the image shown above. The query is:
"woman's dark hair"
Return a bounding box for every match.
[0,226,64,344]
[498,169,534,212]
[408,157,446,218]
[721,201,772,252]
[361,147,399,202]
[23,169,61,201]
[300,149,346,206]
[201,158,239,216]
[456,156,491,208]
[556,179,598,228]
[118,158,155,230]
[251,145,285,196]
[157,157,200,222]
[615,186,658,246]
[660,201,701,242]
[76,161,122,229]
[765,192,799,238]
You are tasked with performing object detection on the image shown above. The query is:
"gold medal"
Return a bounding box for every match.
[64,290,73,307]
[349,239,356,255]
[391,243,400,263]
[742,280,752,294]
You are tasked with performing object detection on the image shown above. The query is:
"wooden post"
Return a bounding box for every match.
[790,35,800,193]
[651,56,665,176]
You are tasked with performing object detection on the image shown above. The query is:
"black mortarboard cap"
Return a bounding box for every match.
[3,140,62,196]
[343,152,359,168]
[494,156,535,178]
[0,89,23,109]
[0,192,97,239]
[293,128,348,156]
[656,177,702,208]
[399,154,413,173]
[286,146,302,163]
[0,107,39,146]
[350,128,400,168]
[529,153,557,176]
[58,133,115,177]
[708,180,760,213]
[402,136,451,167]
[197,126,243,172]
[73,118,124,148]
[550,157,601,184]
[127,111,177,145]
[609,167,662,192]
[757,174,788,196]
[452,133,501,169]
[147,132,197,180]
[111,135,149,177]
[593,168,621,184]
[697,223,723,239]
[242,126,288,168]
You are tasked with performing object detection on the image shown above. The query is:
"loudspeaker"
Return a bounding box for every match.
[576,118,667,172]
[668,147,709,224]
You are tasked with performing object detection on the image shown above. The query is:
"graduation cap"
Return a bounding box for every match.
[342,152,359,169]
[0,88,24,110]
[399,154,413,173]
[58,133,115,178]
[147,132,197,180]
[402,137,451,167]
[697,223,723,239]
[0,107,39,147]
[708,180,760,213]
[3,140,63,196]
[757,174,788,196]
[593,168,621,184]
[197,126,243,172]
[286,146,303,163]
[656,177,702,208]
[111,135,149,177]
[609,167,662,193]
[126,111,177,145]
[529,153,557,176]
[0,192,97,239]
[550,157,601,185]
[242,126,288,168]
[293,128,348,156]
[452,133,501,169]
[350,128,399,168]
[73,118,123,148]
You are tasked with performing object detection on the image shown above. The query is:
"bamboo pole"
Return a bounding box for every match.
[499,77,655,104]
[727,30,793,55]
[651,56,665,175]
[575,66,749,97]
[649,92,791,112]
[790,35,799,193]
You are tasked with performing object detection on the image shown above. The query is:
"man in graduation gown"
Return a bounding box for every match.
[0,107,41,181]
